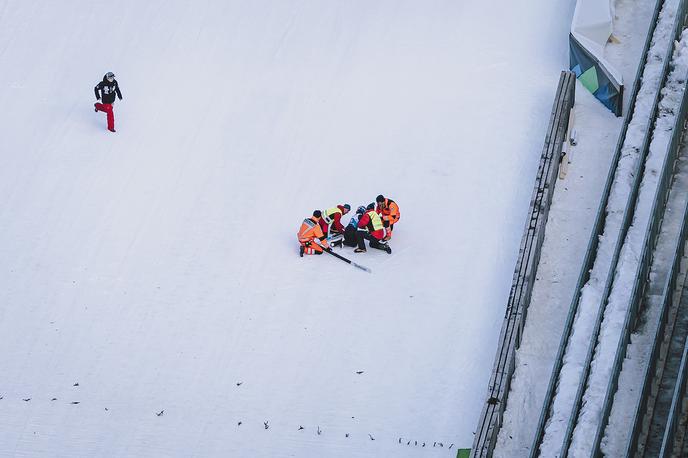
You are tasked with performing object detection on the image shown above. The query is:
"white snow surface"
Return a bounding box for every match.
[0,1,572,457]
[537,0,681,454]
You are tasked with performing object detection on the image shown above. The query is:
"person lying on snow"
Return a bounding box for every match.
[355,203,391,254]
[298,210,330,257]
[375,194,400,241]
[343,206,366,247]
[94,72,123,133]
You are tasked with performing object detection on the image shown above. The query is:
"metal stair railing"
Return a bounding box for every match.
[659,322,688,456]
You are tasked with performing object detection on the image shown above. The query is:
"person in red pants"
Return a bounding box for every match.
[94,72,123,132]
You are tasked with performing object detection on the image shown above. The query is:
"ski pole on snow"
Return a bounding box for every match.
[324,248,371,273]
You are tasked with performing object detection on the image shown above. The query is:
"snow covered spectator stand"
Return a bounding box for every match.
[470,71,575,458]
[570,0,624,115]
[622,45,688,457]
[530,0,688,454]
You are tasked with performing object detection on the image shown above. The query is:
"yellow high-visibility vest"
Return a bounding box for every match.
[366,210,383,231]
[323,206,342,224]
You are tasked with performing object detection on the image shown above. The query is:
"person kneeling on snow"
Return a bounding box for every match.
[355,204,391,254]
[94,72,123,132]
[343,206,366,247]
[375,194,400,241]
[319,204,351,238]
[298,210,330,257]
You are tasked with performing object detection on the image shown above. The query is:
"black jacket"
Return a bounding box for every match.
[94,75,122,104]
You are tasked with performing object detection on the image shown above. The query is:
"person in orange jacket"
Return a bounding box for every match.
[375,194,400,241]
[297,210,330,257]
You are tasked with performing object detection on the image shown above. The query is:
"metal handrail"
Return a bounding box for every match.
[528,0,672,455]
[659,321,688,456]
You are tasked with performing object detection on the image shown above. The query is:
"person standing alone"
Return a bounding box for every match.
[94,72,123,132]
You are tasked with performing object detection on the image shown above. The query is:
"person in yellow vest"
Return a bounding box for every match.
[354,203,391,254]
[375,194,400,241]
[297,210,330,257]
[318,204,351,237]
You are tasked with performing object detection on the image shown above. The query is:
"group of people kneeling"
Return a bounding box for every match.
[298,194,400,257]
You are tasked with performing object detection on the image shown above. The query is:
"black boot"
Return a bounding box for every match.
[371,240,392,254]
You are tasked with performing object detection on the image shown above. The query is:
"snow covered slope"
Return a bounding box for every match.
[0,1,571,456]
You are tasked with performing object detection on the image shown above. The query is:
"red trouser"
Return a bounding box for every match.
[319,219,342,237]
[319,219,329,237]
[95,103,115,130]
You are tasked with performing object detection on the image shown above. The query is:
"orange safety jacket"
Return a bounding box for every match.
[376,198,400,227]
[298,217,329,247]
